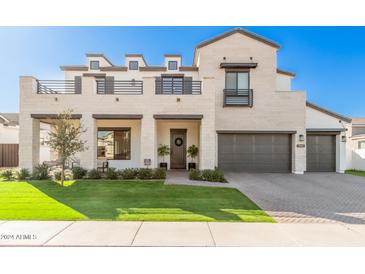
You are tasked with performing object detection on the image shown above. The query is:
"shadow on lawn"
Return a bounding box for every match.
[27,180,269,222]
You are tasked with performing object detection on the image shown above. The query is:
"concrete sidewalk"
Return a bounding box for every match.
[2,221,365,246]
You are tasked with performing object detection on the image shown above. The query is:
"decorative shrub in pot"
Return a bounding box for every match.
[187,144,199,170]
[157,144,170,170]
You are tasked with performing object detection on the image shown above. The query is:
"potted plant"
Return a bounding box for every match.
[157,144,170,170]
[187,144,199,170]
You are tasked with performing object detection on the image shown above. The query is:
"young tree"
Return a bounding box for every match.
[46,110,87,186]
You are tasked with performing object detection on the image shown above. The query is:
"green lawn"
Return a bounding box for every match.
[0,180,274,222]
[346,170,365,177]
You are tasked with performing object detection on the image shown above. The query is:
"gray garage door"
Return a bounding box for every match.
[306,135,336,172]
[218,134,292,172]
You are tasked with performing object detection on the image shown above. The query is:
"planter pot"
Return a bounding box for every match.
[188,163,196,170]
[160,162,168,170]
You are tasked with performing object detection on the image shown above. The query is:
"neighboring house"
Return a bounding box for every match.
[0,113,50,167]
[347,118,365,170]
[19,28,354,173]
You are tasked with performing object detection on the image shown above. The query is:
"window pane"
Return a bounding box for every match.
[97,131,114,159]
[129,61,139,70]
[114,130,131,160]
[226,72,237,89]
[237,72,249,89]
[90,61,100,70]
[168,61,178,70]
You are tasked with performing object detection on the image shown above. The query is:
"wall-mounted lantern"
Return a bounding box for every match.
[341,135,347,142]
[299,134,305,142]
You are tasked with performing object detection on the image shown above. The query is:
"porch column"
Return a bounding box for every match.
[140,114,157,168]
[199,117,216,170]
[19,114,40,171]
[80,113,97,169]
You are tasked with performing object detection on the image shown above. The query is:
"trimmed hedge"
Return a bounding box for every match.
[72,166,88,179]
[189,168,225,183]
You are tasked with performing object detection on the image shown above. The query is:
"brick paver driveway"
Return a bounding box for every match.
[226,172,365,224]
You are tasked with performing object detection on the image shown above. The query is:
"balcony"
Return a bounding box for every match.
[96,79,143,95]
[37,80,81,94]
[223,89,253,107]
[155,79,202,95]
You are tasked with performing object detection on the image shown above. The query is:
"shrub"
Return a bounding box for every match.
[120,168,139,179]
[1,169,14,181]
[153,168,166,179]
[32,163,50,180]
[87,169,102,179]
[189,169,202,181]
[138,168,153,180]
[54,171,62,181]
[106,168,119,179]
[189,168,225,182]
[72,166,87,179]
[15,168,31,180]
[201,169,225,182]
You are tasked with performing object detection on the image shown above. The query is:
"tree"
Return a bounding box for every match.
[157,144,170,163]
[46,110,87,186]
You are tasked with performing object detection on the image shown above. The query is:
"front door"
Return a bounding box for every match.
[170,129,187,169]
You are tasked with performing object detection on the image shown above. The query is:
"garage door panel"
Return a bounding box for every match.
[218,133,291,173]
[306,134,335,172]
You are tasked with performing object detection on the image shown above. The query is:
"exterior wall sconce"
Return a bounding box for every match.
[176,98,181,102]
[299,134,305,142]
[54,97,58,102]
[115,97,119,102]
[341,135,347,142]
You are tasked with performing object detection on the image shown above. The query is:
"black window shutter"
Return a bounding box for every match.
[155,76,162,94]
[105,76,114,94]
[74,76,82,94]
[183,77,193,94]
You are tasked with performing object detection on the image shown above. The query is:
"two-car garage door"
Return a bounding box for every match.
[218,133,292,172]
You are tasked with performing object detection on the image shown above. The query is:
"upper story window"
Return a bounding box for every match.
[129,61,139,70]
[225,71,249,91]
[224,71,252,107]
[168,61,178,70]
[90,61,100,70]
[359,141,365,149]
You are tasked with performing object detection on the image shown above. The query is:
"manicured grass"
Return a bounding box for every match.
[0,180,274,222]
[346,170,365,177]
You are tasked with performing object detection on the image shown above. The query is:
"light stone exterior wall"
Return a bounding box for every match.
[196,32,306,173]
[20,31,351,174]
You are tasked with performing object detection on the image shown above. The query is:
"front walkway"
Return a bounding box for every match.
[1,221,365,246]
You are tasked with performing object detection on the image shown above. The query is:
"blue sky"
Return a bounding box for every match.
[0,26,364,117]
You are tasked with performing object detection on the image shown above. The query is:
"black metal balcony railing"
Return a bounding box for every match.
[37,80,81,94]
[223,89,253,107]
[155,80,202,95]
[96,80,143,94]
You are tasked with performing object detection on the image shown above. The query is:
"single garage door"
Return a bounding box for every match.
[306,134,336,172]
[218,133,292,172]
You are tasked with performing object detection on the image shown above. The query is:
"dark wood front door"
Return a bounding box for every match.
[170,129,187,169]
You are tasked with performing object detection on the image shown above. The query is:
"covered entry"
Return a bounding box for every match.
[306,134,336,172]
[218,132,292,173]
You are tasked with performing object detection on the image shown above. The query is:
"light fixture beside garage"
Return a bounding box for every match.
[299,134,305,142]
[341,135,347,142]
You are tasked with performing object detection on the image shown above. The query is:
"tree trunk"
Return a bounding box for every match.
[61,162,65,187]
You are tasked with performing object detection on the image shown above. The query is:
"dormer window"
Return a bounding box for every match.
[90,61,100,70]
[129,61,139,70]
[168,61,178,70]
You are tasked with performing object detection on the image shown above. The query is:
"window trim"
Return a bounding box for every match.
[359,141,365,149]
[168,61,178,70]
[97,127,131,160]
[129,61,139,70]
[90,61,100,70]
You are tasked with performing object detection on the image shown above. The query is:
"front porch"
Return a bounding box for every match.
[20,113,215,171]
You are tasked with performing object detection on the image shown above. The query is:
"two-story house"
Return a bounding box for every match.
[19,28,351,174]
